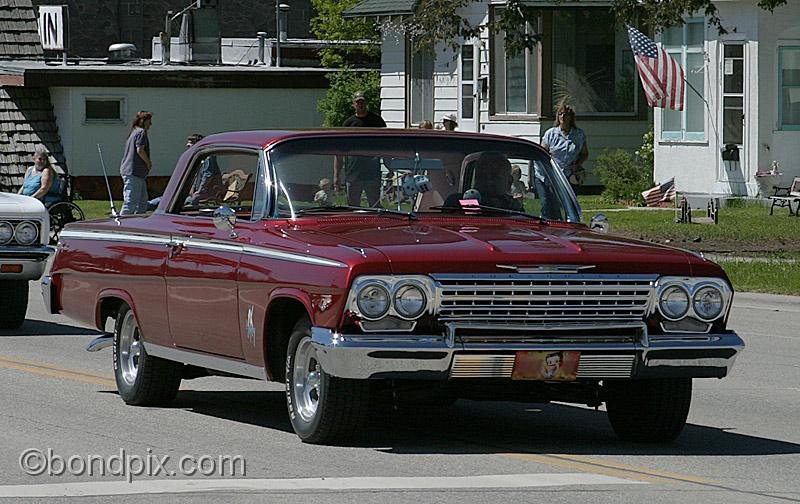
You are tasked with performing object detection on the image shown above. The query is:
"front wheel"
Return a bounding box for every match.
[285,317,368,444]
[605,378,692,443]
[113,303,182,405]
[0,280,28,329]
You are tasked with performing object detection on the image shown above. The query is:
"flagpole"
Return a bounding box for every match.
[681,70,722,151]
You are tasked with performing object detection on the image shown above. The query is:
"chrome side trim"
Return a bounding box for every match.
[145,342,267,380]
[60,229,169,246]
[241,244,347,268]
[59,229,347,268]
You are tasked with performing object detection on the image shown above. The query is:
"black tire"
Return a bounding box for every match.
[605,378,692,443]
[285,316,369,444]
[113,303,182,406]
[0,280,28,329]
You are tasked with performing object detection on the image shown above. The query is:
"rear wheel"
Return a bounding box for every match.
[605,378,692,443]
[285,316,368,444]
[113,303,181,405]
[0,280,28,329]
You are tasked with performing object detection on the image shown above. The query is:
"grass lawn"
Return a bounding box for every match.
[75,198,799,295]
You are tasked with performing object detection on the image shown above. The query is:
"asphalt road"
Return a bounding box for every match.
[0,283,798,503]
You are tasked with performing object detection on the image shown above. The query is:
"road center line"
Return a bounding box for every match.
[501,453,667,484]
[0,356,115,387]
[0,473,644,497]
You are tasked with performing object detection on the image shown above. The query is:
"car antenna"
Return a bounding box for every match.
[96,144,119,218]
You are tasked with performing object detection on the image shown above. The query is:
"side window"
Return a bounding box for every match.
[171,151,259,219]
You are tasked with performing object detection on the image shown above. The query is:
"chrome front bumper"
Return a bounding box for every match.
[310,327,745,380]
[0,245,53,280]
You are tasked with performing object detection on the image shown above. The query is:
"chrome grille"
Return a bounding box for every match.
[433,273,656,324]
[449,354,635,379]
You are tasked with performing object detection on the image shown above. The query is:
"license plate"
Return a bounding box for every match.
[512,351,581,381]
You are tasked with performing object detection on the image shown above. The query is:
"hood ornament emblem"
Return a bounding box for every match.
[497,264,596,274]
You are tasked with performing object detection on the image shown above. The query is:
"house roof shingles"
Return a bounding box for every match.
[0,0,43,59]
[0,87,67,192]
[344,0,418,18]
[0,1,65,192]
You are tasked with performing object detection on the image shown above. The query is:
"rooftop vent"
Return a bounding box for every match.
[108,43,138,63]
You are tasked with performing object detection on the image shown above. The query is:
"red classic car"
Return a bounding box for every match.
[43,129,744,444]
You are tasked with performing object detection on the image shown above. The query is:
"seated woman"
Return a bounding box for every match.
[18,150,61,205]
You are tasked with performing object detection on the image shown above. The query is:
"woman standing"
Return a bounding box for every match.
[540,104,588,193]
[18,149,58,203]
[119,111,153,214]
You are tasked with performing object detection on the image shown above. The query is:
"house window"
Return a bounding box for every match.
[409,44,434,125]
[461,44,475,120]
[489,8,636,118]
[551,9,636,114]
[779,46,800,130]
[491,26,539,115]
[84,98,124,123]
[661,19,705,141]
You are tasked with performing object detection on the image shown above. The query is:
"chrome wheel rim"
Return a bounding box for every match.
[118,310,141,386]
[292,337,322,423]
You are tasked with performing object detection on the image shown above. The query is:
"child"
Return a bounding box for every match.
[510,166,527,200]
[314,178,335,206]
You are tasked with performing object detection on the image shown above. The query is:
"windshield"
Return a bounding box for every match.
[267,134,581,223]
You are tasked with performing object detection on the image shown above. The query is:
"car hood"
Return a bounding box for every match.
[287,217,718,277]
[0,193,47,219]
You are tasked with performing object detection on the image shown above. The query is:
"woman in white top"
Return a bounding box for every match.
[540,103,589,191]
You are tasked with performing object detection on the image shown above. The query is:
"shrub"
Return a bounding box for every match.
[593,149,653,205]
[317,69,381,127]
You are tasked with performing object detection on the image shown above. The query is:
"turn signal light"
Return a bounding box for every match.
[1,264,23,273]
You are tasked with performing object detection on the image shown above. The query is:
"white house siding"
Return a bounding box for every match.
[654,1,800,196]
[380,34,407,128]
[49,86,326,178]
[378,1,648,187]
[757,2,800,189]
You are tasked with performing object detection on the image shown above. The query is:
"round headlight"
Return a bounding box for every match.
[14,221,38,245]
[393,284,427,319]
[0,222,12,244]
[659,285,690,319]
[356,283,390,319]
[693,286,724,320]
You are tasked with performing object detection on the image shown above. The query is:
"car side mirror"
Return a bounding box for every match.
[590,213,609,233]
[213,205,237,236]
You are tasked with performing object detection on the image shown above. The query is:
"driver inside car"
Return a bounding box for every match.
[448,151,524,211]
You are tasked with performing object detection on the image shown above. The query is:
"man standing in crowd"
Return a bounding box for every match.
[334,91,387,207]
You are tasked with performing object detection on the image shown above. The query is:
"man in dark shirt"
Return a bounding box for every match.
[335,91,387,207]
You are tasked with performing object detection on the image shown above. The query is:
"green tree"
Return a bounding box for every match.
[317,70,381,127]
[402,0,789,54]
[310,0,380,68]
[311,0,382,126]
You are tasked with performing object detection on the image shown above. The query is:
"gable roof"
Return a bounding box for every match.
[0,0,43,59]
[343,0,419,18]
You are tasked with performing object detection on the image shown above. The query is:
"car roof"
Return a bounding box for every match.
[193,129,540,151]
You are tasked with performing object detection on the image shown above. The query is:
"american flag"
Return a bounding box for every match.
[627,25,685,111]
[642,178,676,207]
